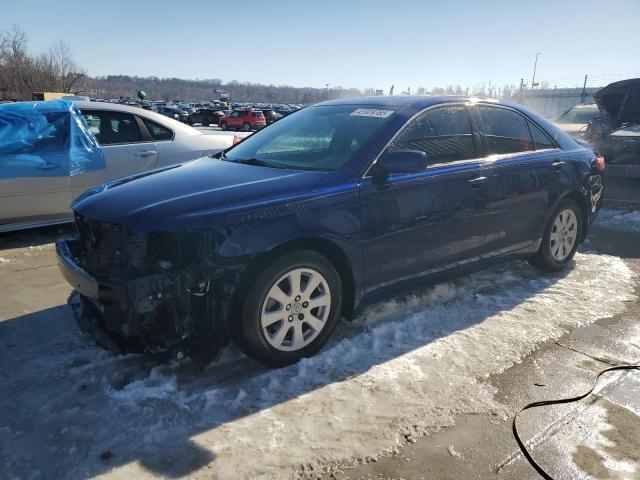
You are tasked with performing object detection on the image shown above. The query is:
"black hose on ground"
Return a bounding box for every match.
[513,364,640,480]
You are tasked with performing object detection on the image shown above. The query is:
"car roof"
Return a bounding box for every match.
[315,95,526,114]
[319,95,578,151]
[74,101,201,135]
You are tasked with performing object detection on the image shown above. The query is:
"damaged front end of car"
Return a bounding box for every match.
[57,213,247,355]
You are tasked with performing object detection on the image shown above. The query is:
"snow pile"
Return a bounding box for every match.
[0,257,10,263]
[99,252,634,478]
[596,209,640,232]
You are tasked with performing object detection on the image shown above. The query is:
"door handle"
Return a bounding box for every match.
[468,176,488,187]
[135,151,157,158]
[552,160,565,171]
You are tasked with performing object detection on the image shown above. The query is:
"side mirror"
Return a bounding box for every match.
[379,149,428,174]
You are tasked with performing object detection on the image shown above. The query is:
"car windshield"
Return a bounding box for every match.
[557,106,600,124]
[224,105,396,171]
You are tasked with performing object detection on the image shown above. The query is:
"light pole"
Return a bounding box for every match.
[531,52,541,90]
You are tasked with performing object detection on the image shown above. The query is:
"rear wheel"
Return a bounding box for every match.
[242,122,251,132]
[237,251,342,367]
[202,119,210,127]
[220,121,228,131]
[528,199,582,272]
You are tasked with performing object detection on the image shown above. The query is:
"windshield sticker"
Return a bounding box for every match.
[350,108,393,118]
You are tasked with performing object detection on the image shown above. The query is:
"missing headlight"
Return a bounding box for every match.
[148,232,201,273]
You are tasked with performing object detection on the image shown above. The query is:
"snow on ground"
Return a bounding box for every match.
[0,252,635,479]
[595,209,640,232]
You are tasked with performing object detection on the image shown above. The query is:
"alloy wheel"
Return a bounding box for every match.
[260,268,331,352]
[550,208,578,261]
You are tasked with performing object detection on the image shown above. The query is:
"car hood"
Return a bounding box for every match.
[73,158,327,232]
[593,78,640,127]
[556,123,585,134]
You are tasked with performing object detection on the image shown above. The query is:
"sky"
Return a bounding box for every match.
[2,0,640,91]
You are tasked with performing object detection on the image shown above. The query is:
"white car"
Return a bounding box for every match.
[0,101,235,232]
[554,103,601,139]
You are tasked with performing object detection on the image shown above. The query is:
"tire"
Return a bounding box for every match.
[242,122,251,132]
[203,119,210,127]
[187,118,193,125]
[528,199,582,272]
[237,251,342,367]
[220,121,228,131]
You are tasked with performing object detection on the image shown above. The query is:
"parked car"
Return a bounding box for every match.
[156,105,189,123]
[0,101,235,232]
[554,103,601,139]
[585,78,640,165]
[261,108,283,124]
[57,96,604,367]
[220,108,266,131]
[187,108,225,126]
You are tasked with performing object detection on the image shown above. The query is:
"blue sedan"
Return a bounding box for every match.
[57,96,605,366]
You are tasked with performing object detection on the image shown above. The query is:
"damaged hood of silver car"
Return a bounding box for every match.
[593,78,640,128]
[72,157,327,232]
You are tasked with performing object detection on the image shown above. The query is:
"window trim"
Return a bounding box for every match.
[363,102,483,178]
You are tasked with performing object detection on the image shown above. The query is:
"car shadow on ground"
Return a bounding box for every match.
[0,224,75,250]
[0,257,577,479]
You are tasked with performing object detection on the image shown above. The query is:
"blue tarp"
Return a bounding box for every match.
[0,100,105,179]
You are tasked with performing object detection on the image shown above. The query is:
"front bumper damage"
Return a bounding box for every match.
[56,218,245,355]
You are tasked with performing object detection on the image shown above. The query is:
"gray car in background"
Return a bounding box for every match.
[0,102,234,233]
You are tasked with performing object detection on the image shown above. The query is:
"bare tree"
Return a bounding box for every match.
[48,40,86,93]
[0,27,86,99]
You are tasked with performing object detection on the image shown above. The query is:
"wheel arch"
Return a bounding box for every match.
[229,236,357,334]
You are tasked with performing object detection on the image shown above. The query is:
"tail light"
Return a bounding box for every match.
[593,151,605,172]
[232,135,240,145]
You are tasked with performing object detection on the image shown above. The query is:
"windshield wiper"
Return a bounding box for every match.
[230,158,286,169]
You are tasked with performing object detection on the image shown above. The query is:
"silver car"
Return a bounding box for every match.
[554,103,601,139]
[0,102,235,233]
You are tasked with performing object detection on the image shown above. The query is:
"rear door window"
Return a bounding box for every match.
[477,106,534,155]
[391,105,476,164]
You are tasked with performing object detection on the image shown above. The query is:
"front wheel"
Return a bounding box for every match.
[237,251,342,367]
[242,122,251,132]
[528,199,582,272]
[220,121,228,131]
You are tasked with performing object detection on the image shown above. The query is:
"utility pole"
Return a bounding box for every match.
[519,78,524,97]
[531,52,541,90]
[581,75,588,103]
